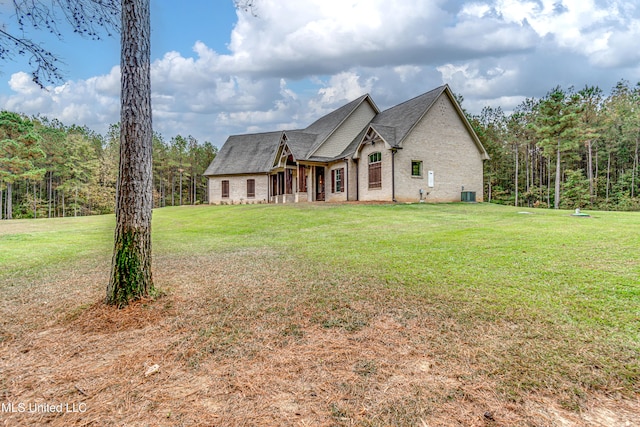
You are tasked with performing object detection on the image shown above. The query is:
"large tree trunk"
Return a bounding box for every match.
[632,135,639,199]
[514,143,519,207]
[179,169,183,205]
[6,182,12,220]
[606,151,611,203]
[74,186,78,217]
[525,144,530,194]
[192,171,196,205]
[547,157,551,208]
[587,140,594,206]
[107,0,153,307]
[539,153,543,204]
[48,171,52,218]
[594,147,599,202]
[554,143,561,209]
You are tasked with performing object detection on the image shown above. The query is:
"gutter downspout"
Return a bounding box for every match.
[354,159,359,201]
[391,148,397,202]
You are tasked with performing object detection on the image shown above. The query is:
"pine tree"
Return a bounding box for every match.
[533,87,580,209]
[106,0,154,307]
[0,112,46,219]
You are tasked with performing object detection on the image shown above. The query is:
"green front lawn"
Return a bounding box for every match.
[0,202,638,424]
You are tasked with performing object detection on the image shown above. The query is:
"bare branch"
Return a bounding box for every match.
[0,28,64,87]
[12,0,120,38]
[3,0,120,87]
[233,0,258,16]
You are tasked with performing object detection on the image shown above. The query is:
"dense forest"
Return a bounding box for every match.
[468,79,640,211]
[0,112,217,219]
[1,79,639,219]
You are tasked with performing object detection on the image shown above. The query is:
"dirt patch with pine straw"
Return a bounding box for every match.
[1,250,638,426]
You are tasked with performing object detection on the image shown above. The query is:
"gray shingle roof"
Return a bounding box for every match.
[203,131,282,176]
[204,85,488,176]
[371,85,445,148]
[369,124,397,147]
[282,131,317,160]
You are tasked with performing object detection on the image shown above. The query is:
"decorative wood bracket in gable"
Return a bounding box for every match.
[353,126,388,159]
[272,133,296,169]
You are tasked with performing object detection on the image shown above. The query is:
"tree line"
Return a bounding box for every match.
[468,80,640,211]
[2,79,639,219]
[0,112,217,220]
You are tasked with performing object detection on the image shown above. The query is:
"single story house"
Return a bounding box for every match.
[204,85,489,204]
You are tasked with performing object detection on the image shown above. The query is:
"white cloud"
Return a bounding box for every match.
[220,0,450,75]
[393,66,422,83]
[2,69,121,136]
[461,3,493,17]
[589,19,640,67]
[2,0,640,146]
[492,0,639,65]
[317,72,376,105]
[8,72,40,95]
[437,63,519,98]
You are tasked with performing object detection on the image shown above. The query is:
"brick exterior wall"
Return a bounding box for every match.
[357,142,394,202]
[393,94,484,203]
[326,161,349,202]
[356,93,484,203]
[208,174,269,204]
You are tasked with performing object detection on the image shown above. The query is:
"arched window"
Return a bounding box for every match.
[368,152,382,189]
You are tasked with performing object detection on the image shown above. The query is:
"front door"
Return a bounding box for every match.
[315,166,325,201]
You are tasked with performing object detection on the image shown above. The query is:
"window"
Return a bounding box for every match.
[332,168,344,193]
[221,180,229,198]
[368,152,382,189]
[411,160,423,177]
[246,179,255,198]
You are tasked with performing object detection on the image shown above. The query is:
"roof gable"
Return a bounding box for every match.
[351,85,488,160]
[371,85,445,148]
[370,85,488,159]
[281,130,318,160]
[306,94,378,158]
[369,124,397,147]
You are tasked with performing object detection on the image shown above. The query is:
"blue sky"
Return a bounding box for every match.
[0,0,238,86]
[1,0,639,147]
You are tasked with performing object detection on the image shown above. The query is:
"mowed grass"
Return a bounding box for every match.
[1,202,639,425]
[151,203,640,338]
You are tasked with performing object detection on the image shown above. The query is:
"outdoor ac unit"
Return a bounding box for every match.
[461,191,476,202]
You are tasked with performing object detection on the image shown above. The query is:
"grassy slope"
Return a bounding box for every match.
[1,203,638,424]
[2,202,639,355]
[152,203,639,338]
[161,203,640,399]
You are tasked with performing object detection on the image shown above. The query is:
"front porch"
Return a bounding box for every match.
[269,164,328,203]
